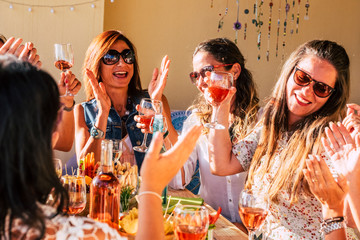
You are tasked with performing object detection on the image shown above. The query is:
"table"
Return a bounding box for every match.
[168,188,248,240]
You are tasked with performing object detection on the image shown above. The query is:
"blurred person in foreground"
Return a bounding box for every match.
[0,54,202,239]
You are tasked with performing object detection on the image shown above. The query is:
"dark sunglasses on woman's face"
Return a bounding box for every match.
[189,63,233,84]
[102,49,135,65]
[293,67,335,98]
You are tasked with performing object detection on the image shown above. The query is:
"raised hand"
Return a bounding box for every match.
[58,71,81,102]
[86,68,111,114]
[322,122,360,176]
[303,155,348,216]
[342,103,360,138]
[140,125,203,193]
[0,37,42,69]
[148,55,170,101]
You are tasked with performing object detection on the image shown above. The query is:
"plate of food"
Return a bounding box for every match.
[118,207,175,240]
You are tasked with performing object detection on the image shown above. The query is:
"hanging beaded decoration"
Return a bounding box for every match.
[290,0,295,35]
[304,0,310,20]
[275,0,281,58]
[244,8,249,40]
[210,0,214,8]
[266,0,273,61]
[233,0,242,44]
[252,0,263,60]
[218,0,229,32]
[296,0,301,33]
[282,1,290,60]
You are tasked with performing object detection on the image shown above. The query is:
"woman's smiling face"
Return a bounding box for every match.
[286,55,337,125]
[99,40,134,89]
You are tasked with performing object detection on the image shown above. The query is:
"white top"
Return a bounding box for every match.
[169,113,256,222]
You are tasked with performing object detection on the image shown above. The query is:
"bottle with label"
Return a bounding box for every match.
[89,139,120,229]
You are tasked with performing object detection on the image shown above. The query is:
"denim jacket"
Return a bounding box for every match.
[81,92,151,169]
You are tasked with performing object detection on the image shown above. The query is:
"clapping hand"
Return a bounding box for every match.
[342,103,360,138]
[148,55,170,101]
[86,68,111,114]
[0,37,42,69]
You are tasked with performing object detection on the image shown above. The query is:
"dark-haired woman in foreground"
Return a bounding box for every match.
[0,55,202,239]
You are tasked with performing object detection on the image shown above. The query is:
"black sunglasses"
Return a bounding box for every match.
[102,49,135,65]
[189,63,233,84]
[293,67,335,98]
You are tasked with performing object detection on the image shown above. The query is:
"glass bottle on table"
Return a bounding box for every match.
[89,139,120,229]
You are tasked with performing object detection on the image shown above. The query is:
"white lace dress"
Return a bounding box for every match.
[4,204,124,240]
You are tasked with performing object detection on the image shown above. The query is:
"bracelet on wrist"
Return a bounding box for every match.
[63,100,75,112]
[136,191,162,202]
[320,216,345,235]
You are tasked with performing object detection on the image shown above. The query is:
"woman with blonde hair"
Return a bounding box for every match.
[75,30,174,168]
[208,40,357,239]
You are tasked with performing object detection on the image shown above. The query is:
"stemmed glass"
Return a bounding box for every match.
[54,43,74,97]
[238,189,269,240]
[173,205,209,240]
[53,158,62,178]
[112,139,123,162]
[61,175,87,215]
[133,98,163,152]
[204,71,233,129]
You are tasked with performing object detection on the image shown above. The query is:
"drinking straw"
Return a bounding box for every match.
[65,164,67,175]
[164,195,172,218]
[166,199,181,222]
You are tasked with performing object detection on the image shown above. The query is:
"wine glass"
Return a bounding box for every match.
[173,205,209,240]
[133,98,163,152]
[238,189,269,240]
[203,71,233,129]
[53,158,62,178]
[61,175,87,215]
[112,139,123,162]
[54,43,74,97]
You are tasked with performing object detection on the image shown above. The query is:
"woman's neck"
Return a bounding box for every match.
[106,87,128,116]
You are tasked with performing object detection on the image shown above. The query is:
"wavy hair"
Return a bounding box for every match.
[83,30,142,101]
[245,40,350,203]
[0,55,68,239]
[190,38,259,139]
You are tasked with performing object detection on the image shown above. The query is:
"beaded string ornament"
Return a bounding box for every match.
[252,0,264,60]
[304,0,310,20]
[282,0,290,60]
[244,8,249,40]
[217,0,229,32]
[233,0,242,44]
[290,0,295,35]
[296,0,301,33]
[266,0,273,61]
[275,0,281,58]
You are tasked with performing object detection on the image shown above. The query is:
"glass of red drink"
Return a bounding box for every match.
[133,98,163,152]
[238,189,269,240]
[61,175,87,215]
[203,71,233,129]
[54,43,74,97]
[173,205,209,240]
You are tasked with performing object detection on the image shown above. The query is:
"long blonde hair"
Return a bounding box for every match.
[245,40,350,203]
[190,38,259,139]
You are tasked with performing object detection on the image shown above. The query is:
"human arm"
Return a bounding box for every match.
[136,125,203,240]
[303,154,348,239]
[207,87,246,175]
[322,122,360,231]
[54,71,81,151]
[74,69,111,164]
[0,37,42,69]
[145,55,178,147]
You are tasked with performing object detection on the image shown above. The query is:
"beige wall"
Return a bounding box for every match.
[104,0,360,110]
[0,0,105,162]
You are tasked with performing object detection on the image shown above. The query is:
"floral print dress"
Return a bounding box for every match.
[4,204,124,240]
[233,128,359,240]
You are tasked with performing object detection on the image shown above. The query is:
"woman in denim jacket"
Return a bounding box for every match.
[75,30,173,169]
